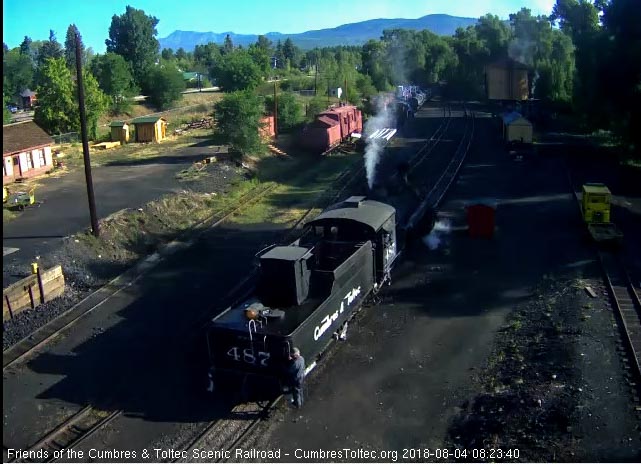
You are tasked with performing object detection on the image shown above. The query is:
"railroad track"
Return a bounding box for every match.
[385,102,453,188]
[173,103,476,456]
[566,168,641,405]
[599,252,641,399]
[406,103,453,176]
[2,183,278,372]
[6,103,469,462]
[406,104,475,230]
[3,183,281,463]
[168,398,279,463]
[11,406,121,463]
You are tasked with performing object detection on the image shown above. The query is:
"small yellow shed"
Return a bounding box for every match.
[109,121,130,143]
[131,116,167,143]
[501,112,533,144]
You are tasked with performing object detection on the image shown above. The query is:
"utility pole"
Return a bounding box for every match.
[75,31,99,237]
[314,60,318,96]
[327,78,330,105]
[273,81,278,137]
[344,78,348,104]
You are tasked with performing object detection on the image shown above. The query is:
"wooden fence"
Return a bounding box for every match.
[3,265,65,322]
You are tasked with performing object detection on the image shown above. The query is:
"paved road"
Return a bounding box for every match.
[2,144,216,287]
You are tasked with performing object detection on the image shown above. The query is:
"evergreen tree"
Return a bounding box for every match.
[64,24,84,71]
[106,6,160,92]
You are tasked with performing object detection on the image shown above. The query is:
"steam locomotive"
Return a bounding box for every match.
[206,196,398,394]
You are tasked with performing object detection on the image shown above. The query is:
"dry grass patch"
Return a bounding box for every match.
[72,179,260,260]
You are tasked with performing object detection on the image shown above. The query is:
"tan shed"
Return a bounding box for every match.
[501,112,533,143]
[109,121,130,143]
[131,116,167,143]
[485,58,529,101]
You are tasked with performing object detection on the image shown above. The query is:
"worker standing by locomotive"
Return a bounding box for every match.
[288,347,305,408]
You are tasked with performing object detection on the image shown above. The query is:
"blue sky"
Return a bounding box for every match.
[3,0,556,53]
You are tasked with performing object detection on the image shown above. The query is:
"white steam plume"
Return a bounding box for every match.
[422,220,451,251]
[364,97,396,189]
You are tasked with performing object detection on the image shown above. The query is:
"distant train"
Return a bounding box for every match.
[300,105,363,154]
[206,196,398,394]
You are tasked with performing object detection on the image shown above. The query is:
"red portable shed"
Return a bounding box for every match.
[466,200,497,238]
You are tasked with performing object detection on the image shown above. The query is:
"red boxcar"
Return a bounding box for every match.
[300,104,362,154]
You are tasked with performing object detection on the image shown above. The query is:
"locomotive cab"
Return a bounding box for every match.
[206,197,397,397]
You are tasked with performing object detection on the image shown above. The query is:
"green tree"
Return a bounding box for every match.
[214,50,262,91]
[255,35,272,53]
[90,52,137,113]
[248,43,271,77]
[194,42,221,78]
[34,57,76,134]
[19,36,32,57]
[475,14,512,60]
[223,34,234,54]
[362,40,390,90]
[37,30,64,68]
[145,63,185,109]
[106,6,160,92]
[214,90,265,154]
[64,24,83,71]
[265,91,303,131]
[602,0,641,153]
[3,48,35,99]
[274,40,285,69]
[76,70,109,139]
[355,73,377,100]
[161,48,174,60]
[3,93,12,124]
[282,38,299,68]
[305,96,328,121]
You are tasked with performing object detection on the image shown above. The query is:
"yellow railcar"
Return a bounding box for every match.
[581,183,623,246]
[582,183,611,223]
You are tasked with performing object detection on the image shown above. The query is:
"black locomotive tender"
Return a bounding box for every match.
[206,196,398,392]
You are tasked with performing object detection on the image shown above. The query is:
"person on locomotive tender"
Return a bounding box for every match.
[288,347,306,408]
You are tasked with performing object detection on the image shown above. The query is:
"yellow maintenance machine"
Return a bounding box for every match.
[6,187,37,211]
[581,183,623,246]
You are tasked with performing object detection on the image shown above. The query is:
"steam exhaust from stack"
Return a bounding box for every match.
[422,219,451,251]
[363,97,396,189]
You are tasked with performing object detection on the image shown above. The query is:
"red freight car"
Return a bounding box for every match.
[300,104,362,154]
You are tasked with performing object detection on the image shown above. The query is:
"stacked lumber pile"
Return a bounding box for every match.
[174,117,215,135]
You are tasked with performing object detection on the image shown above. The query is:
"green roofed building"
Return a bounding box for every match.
[131,116,167,143]
[109,121,130,143]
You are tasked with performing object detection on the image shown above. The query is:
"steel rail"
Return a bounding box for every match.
[598,252,641,399]
[406,104,475,231]
[159,101,473,461]
[3,183,278,371]
[406,103,454,176]
[167,397,281,463]
[12,406,121,463]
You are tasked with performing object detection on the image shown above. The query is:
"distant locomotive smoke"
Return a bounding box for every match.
[531,70,540,97]
[364,98,396,189]
[422,219,451,250]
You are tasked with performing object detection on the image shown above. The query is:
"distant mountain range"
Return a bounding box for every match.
[158,14,477,51]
